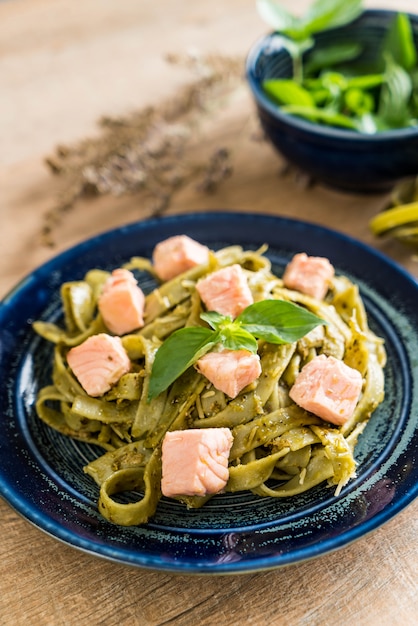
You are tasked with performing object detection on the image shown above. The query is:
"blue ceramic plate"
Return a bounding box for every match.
[0,212,417,574]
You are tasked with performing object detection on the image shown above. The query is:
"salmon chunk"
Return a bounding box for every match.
[98,268,145,336]
[196,264,253,318]
[161,428,233,498]
[67,333,131,397]
[289,354,363,426]
[196,349,261,398]
[153,235,209,281]
[283,253,335,300]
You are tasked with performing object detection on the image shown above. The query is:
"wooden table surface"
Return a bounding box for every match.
[1,1,417,624]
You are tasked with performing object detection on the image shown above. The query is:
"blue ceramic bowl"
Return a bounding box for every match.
[246,9,418,193]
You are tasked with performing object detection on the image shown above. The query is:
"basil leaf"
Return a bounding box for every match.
[345,74,384,90]
[200,310,228,330]
[236,300,325,344]
[302,0,363,37]
[200,311,258,352]
[305,42,363,75]
[219,325,258,353]
[148,327,215,400]
[257,0,363,41]
[201,311,258,353]
[378,56,412,128]
[263,79,315,106]
[281,104,359,129]
[256,0,303,39]
[382,13,417,72]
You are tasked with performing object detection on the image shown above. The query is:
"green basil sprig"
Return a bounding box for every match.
[257,0,418,133]
[256,0,363,43]
[148,299,325,400]
[257,0,363,81]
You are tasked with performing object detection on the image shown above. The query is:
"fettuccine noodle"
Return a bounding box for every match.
[33,244,386,526]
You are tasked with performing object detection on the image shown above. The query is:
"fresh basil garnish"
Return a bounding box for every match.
[148,299,325,400]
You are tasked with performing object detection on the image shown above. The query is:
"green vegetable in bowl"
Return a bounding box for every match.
[257,0,418,132]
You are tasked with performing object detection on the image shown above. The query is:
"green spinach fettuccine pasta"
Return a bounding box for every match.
[33,244,386,526]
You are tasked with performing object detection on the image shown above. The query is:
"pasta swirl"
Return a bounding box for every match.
[33,245,386,526]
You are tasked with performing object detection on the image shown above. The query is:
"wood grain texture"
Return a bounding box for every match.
[1,498,417,625]
[1,1,417,624]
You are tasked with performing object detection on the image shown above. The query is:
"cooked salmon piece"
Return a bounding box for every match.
[161,428,233,498]
[196,264,253,318]
[283,253,335,300]
[152,235,209,281]
[67,333,131,397]
[289,354,363,426]
[196,349,261,398]
[98,268,145,335]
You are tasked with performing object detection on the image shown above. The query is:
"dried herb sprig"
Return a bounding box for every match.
[41,53,243,246]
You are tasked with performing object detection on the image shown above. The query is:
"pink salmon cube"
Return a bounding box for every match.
[161,428,233,498]
[152,235,209,281]
[196,349,261,398]
[67,333,131,397]
[196,264,253,318]
[289,354,363,426]
[283,253,335,300]
[98,268,145,335]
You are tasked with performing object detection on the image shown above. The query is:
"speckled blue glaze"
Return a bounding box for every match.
[0,212,417,574]
[246,10,418,193]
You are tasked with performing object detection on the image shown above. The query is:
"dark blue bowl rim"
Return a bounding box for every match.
[0,210,417,574]
[246,8,418,142]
